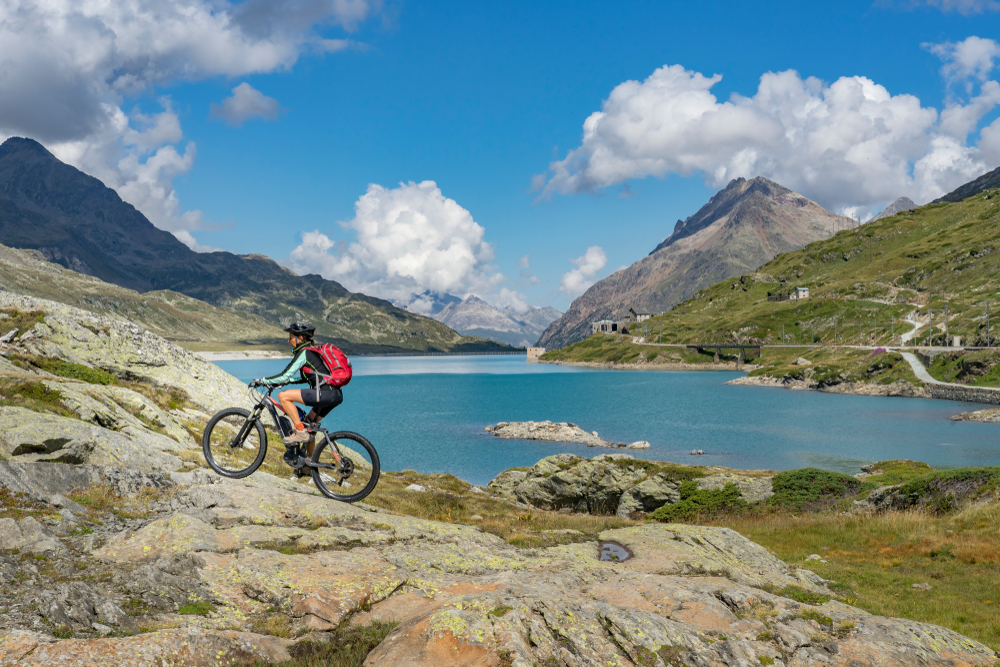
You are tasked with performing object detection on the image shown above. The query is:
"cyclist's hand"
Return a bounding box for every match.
[249,379,261,388]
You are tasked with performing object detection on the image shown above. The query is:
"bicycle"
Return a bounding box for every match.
[201,384,380,502]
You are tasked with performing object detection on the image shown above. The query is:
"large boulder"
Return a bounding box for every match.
[616,473,681,517]
[697,473,775,503]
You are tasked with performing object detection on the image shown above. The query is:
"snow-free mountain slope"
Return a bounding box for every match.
[870,197,917,223]
[538,177,852,349]
[0,137,508,354]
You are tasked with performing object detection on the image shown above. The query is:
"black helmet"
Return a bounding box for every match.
[283,322,315,336]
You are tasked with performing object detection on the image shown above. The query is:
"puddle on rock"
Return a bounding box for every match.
[598,540,633,562]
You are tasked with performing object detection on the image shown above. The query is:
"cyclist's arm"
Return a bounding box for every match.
[259,351,308,386]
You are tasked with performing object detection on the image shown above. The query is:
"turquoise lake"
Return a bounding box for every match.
[213,355,1000,486]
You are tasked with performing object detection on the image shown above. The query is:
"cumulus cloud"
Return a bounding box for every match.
[210,83,282,126]
[560,246,607,297]
[494,287,531,315]
[536,37,1000,212]
[0,0,379,249]
[287,181,503,303]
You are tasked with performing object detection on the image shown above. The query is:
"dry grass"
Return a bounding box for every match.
[66,483,176,520]
[364,470,645,548]
[712,503,1000,650]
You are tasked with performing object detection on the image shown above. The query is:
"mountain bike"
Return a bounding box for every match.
[201,384,379,502]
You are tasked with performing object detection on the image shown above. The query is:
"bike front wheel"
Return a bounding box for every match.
[310,431,380,502]
[202,408,268,478]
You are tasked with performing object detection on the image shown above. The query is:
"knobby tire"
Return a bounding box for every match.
[202,407,268,479]
[310,431,380,502]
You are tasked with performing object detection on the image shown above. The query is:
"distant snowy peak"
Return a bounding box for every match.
[415,294,562,347]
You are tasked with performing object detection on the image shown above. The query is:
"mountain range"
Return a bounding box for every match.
[537,176,853,349]
[0,137,509,354]
[431,295,562,347]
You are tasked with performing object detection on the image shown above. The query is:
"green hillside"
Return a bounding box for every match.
[546,189,1000,360]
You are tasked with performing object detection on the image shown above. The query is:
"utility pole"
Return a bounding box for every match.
[945,304,949,347]
[782,324,785,345]
[928,308,933,347]
[835,320,838,345]
[875,313,877,346]
[988,301,991,347]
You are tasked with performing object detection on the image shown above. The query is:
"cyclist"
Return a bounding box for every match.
[252,323,343,463]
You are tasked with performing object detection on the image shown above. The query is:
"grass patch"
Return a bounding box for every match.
[66,483,173,520]
[710,501,1000,651]
[250,621,397,667]
[860,460,934,488]
[11,354,115,385]
[0,309,44,340]
[0,487,49,520]
[0,378,77,419]
[177,601,215,616]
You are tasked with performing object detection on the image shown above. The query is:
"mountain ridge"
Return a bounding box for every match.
[0,137,509,354]
[432,295,561,347]
[538,176,852,349]
[932,164,1000,204]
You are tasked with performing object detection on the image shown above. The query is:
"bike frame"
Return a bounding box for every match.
[245,385,343,470]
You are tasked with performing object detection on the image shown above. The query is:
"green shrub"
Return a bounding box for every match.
[769,468,861,510]
[651,481,748,523]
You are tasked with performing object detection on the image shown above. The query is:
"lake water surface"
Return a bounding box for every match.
[213,356,1000,486]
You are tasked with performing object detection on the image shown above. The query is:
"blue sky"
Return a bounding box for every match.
[1,0,999,312]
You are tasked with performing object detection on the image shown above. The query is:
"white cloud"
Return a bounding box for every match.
[518,254,541,285]
[0,0,378,249]
[560,246,607,297]
[287,181,503,303]
[537,37,1000,212]
[912,0,1000,14]
[494,287,531,315]
[925,37,1000,86]
[210,83,282,126]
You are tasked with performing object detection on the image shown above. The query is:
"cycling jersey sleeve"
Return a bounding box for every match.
[260,350,308,386]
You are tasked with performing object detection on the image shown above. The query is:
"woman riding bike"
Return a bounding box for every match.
[251,323,343,466]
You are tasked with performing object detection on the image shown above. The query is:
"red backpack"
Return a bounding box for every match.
[305,343,353,388]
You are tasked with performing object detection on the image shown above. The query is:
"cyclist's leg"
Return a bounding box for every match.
[277,389,305,429]
[300,387,343,457]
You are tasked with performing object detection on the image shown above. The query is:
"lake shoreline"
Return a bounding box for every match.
[539,359,762,372]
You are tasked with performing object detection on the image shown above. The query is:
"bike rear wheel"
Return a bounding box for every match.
[202,408,268,478]
[310,431,380,502]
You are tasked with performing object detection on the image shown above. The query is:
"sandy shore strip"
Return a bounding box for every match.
[539,359,762,372]
[196,350,290,362]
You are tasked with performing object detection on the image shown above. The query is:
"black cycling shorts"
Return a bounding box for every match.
[299,387,343,420]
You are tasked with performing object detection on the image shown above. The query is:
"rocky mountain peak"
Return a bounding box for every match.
[869,196,917,223]
[652,176,801,256]
[539,177,850,349]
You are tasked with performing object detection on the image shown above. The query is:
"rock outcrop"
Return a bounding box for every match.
[2,462,996,667]
[485,421,650,449]
[1,291,249,415]
[488,453,774,517]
